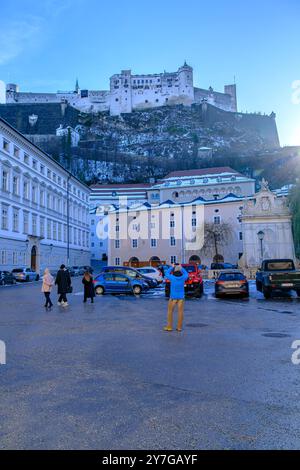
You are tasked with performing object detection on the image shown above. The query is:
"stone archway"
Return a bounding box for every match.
[129,257,139,268]
[189,255,201,264]
[213,254,224,263]
[31,246,37,271]
[149,256,161,267]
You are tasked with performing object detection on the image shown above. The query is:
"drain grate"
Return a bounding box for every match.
[186,323,208,328]
[262,333,291,338]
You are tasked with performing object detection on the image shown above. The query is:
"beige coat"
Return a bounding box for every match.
[41,273,54,293]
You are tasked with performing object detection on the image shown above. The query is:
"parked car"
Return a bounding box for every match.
[165,264,204,298]
[12,268,40,282]
[82,265,94,274]
[66,267,76,277]
[99,266,158,288]
[0,271,17,286]
[256,259,300,299]
[215,271,249,298]
[93,272,149,295]
[211,262,238,270]
[157,264,171,277]
[136,266,163,283]
[70,266,84,276]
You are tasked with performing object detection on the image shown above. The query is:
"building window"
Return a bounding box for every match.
[115,239,120,249]
[53,221,57,240]
[171,255,177,264]
[32,185,37,203]
[47,219,51,239]
[115,257,121,266]
[13,146,20,158]
[12,251,18,265]
[1,204,9,230]
[214,216,221,224]
[40,189,45,206]
[32,160,37,170]
[239,232,243,240]
[132,239,138,248]
[40,164,45,175]
[192,218,197,227]
[13,209,19,232]
[170,236,176,246]
[23,181,29,199]
[13,176,19,195]
[40,217,45,238]
[32,214,37,236]
[150,238,157,247]
[170,220,175,228]
[2,170,9,192]
[1,250,7,265]
[23,211,29,234]
[24,154,29,164]
[3,140,10,152]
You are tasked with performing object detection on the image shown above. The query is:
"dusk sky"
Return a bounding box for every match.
[0,0,299,146]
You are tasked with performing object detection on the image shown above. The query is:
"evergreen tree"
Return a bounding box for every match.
[289,183,300,257]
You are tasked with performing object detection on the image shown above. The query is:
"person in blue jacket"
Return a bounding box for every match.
[164,264,189,332]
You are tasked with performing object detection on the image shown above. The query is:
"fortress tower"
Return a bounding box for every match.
[177,61,194,104]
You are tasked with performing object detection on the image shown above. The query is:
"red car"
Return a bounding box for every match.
[165,264,204,298]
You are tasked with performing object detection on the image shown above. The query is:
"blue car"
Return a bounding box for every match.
[93,272,149,295]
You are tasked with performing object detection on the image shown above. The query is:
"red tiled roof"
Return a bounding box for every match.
[163,167,243,179]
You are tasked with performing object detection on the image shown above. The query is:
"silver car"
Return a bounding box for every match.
[12,268,40,282]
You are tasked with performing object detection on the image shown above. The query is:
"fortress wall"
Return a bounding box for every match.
[202,103,280,148]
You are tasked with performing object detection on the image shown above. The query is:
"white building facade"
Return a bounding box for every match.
[0,117,90,273]
[89,183,150,263]
[4,63,237,116]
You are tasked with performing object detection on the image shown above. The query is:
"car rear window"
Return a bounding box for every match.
[266,261,294,270]
[12,269,23,273]
[219,273,245,281]
[183,265,196,273]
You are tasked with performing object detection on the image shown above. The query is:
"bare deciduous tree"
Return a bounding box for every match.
[201,222,233,262]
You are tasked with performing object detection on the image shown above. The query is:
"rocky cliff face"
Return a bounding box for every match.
[0,101,286,185]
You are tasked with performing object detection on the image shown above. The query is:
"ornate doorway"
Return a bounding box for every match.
[31,246,37,271]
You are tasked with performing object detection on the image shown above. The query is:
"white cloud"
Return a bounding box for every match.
[0,17,42,65]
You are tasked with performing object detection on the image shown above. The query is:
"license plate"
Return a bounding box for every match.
[281,283,293,287]
[225,283,241,288]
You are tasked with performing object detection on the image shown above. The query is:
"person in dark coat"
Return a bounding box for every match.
[82,271,95,303]
[55,264,72,307]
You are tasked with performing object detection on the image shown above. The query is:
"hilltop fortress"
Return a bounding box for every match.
[4,63,237,116]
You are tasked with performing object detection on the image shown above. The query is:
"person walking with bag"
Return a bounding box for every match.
[55,264,72,307]
[42,268,54,309]
[164,264,189,332]
[82,271,95,303]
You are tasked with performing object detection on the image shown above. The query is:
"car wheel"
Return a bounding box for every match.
[263,286,271,299]
[95,286,105,295]
[256,281,261,291]
[35,275,40,281]
[194,285,203,298]
[133,285,142,295]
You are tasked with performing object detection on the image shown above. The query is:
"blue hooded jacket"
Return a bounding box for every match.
[165,266,189,300]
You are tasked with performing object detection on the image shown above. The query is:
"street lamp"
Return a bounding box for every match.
[257,230,265,261]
